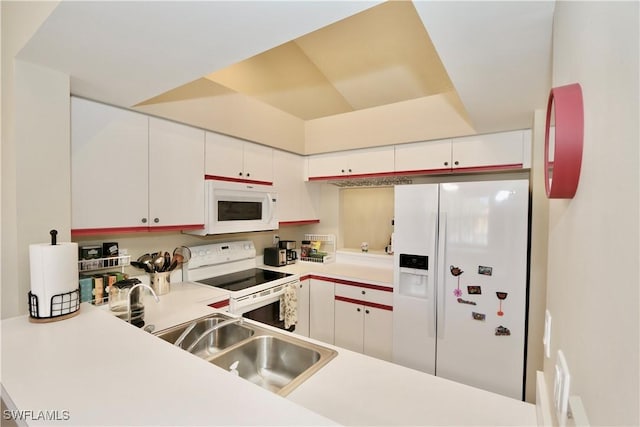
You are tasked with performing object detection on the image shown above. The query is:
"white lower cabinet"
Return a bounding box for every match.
[294,278,310,337]
[308,278,335,344]
[334,297,393,361]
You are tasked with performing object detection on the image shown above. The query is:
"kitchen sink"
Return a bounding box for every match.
[209,335,334,396]
[154,313,254,358]
[153,313,337,396]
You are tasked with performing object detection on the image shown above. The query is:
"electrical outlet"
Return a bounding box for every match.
[272,235,279,245]
[543,310,552,358]
[554,350,571,427]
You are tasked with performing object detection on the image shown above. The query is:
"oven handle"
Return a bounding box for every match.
[230,280,297,315]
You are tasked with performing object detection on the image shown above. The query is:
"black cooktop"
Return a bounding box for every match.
[197,268,292,292]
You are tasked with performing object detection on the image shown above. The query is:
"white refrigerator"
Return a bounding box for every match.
[392,179,529,400]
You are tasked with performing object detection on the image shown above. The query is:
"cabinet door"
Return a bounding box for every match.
[363,306,393,361]
[334,300,364,353]
[395,139,452,173]
[309,279,335,344]
[205,131,244,179]
[273,150,318,223]
[243,142,273,184]
[148,118,205,228]
[346,146,395,176]
[307,152,345,178]
[71,97,149,230]
[452,130,524,170]
[294,279,310,337]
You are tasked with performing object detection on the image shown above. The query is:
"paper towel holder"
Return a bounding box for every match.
[29,289,80,323]
[28,229,81,323]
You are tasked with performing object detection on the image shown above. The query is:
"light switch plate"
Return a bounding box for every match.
[543,310,552,358]
[554,350,571,427]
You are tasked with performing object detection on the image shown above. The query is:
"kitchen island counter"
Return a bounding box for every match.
[2,283,536,426]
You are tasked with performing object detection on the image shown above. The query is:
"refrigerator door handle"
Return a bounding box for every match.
[436,212,447,340]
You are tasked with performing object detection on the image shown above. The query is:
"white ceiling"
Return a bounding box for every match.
[17,0,555,140]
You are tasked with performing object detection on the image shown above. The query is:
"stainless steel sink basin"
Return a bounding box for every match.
[209,335,335,396]
[154,313,337,396]
[154,313,254,358]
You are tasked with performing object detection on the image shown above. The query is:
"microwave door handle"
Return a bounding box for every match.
[267,193,277,223]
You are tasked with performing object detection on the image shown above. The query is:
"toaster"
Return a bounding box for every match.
[264,247,286,267]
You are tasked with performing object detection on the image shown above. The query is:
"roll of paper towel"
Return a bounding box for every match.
[29,241,79,318]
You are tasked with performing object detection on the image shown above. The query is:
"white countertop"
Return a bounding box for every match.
[1,262,536,426]
[260,258,394,286]
[1,307,335,426]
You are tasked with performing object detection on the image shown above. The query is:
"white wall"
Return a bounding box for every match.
[545,2,639,425]
[1,1,65,319]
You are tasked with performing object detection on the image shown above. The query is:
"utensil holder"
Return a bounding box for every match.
[150,272,170,295]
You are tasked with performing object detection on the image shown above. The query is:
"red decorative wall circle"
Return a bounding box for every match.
[544,83,584,198]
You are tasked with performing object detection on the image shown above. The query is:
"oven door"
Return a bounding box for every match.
[230,282,295,332]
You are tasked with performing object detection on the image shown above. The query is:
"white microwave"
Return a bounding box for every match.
[187,181,278,235]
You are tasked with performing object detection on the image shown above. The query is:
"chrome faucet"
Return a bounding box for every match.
[127,283,160,324]
[174,320,198,349]
[185,318,244,353]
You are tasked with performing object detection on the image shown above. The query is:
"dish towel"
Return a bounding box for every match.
[279,281,298,329]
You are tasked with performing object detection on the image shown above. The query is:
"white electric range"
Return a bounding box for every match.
[183,241,298,330]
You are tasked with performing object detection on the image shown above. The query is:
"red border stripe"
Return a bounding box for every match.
[305,274,392,292]
[335,295,393,311]
[205,175,273,186]
[209,299,230,309]
[71,224,204,236]
[279,220,320,227]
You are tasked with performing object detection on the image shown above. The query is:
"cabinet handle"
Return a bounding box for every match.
[365,309,370,314]
[444,161,449,166]
[141,218,148,224]
[361,290,366,295]
[341,169,345,173]
[246,173,250,177]
[357,308,361,312]
[348,169,352,173]
[239,172,243,176]
[300,284,303,288]
[154,218,160,223]
[454,161,459,166]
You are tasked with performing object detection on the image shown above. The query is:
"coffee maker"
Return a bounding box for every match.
[278,240,297,264]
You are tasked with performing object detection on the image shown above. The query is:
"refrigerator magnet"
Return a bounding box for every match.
[457,298,477,306]
[472,312,486,321]
[496,292,508,316]
[478,265,493,276]
[467,285,482,295]
[495,325,511,336]
[450,265,464,297]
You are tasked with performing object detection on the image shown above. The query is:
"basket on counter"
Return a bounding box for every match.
[300,234,335,264]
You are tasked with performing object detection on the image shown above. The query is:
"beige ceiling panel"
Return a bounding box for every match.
[295,1,453,110]
[206,41,353,120]
[304,92,476,154]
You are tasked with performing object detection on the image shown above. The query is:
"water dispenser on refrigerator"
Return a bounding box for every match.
[398,254,429,298]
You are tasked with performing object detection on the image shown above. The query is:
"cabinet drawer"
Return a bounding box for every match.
[334,283,393,307]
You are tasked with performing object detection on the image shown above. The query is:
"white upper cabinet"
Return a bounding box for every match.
[452,130,527,171]
[71,97,205,234]
[307,146,394,180]
[273,150,318,224]
[394,138,452,173]
[205,132,273,184]
[148,117,205,228]
[394,130,530,175]
[72,97,149,231]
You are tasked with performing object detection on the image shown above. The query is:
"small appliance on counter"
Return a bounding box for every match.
[278,240,297,264]
[264,247,286,267]
[28,230,80,322]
